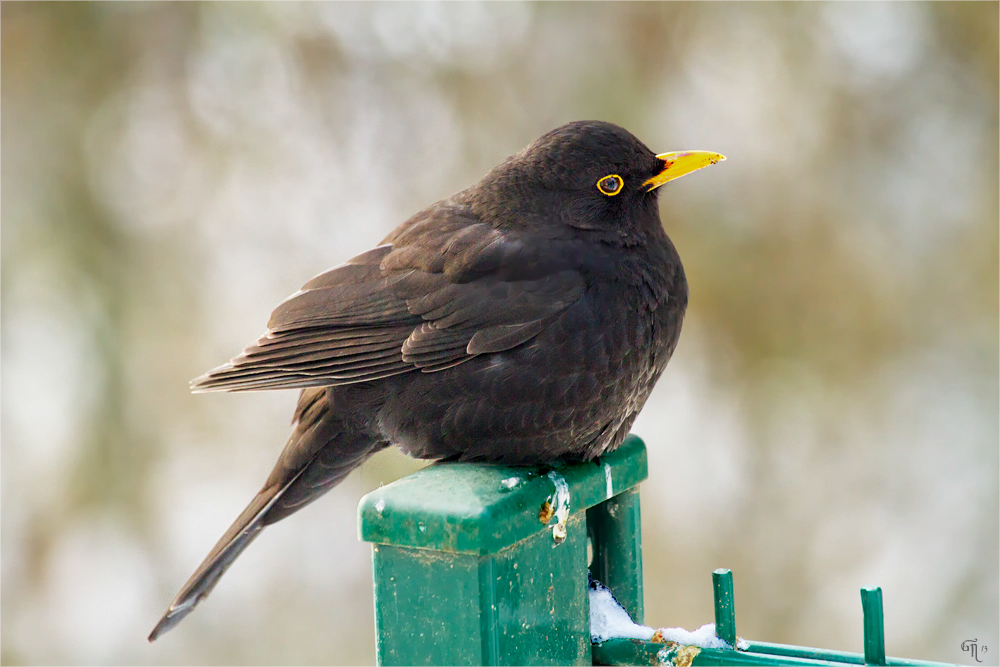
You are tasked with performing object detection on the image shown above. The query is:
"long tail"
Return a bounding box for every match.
[149,388,385,641]
[147,474,299,640]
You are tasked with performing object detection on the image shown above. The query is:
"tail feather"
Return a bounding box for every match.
[149,387,386,641]
[147,472,304,641]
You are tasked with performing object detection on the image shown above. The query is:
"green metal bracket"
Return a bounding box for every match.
[359,434,648,666]
[712,568,736,647]
[592,570,962,667]
[588,487,644,624]
[861,587,887,666]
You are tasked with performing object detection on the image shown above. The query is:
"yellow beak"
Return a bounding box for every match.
[643,151,726,191]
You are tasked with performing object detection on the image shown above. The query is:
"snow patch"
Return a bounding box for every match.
[589,579,732,650]
[589,580,654,643]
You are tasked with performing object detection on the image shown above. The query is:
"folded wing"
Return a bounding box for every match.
[191,204,585,392]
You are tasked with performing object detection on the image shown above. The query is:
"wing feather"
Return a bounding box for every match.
[467,320,546,355]
[192,202,586,392]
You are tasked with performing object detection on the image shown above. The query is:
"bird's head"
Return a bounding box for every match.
[470,120,724,242]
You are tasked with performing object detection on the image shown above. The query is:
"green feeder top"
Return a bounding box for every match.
[358,434,648,556]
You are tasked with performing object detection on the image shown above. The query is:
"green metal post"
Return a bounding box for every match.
[861,587,886,666]
[713,568,737,647]
[359,435,648,666]
[587,487,644,624]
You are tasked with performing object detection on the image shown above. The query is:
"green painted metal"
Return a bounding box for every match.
[371,515,590,665]
[740,641,868,664]
[593,638,962,667]
[593,638,862,666]
[741,641,959,667]
[359,435,648,666]
[593,570,959,667]
[712,568,736,647]
[587,488,644,624]
[695,646,859,666]
[359,435,648,555]
[686,645,853,666]
[360,435,956,667]
[861,587,887,666]
[591,638,666,666]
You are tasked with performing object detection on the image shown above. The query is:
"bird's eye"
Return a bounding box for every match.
[596,174,624,196]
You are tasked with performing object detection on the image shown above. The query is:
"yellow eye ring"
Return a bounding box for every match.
[596,174,624,196]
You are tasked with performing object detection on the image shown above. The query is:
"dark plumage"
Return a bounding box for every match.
[149,121,723,641]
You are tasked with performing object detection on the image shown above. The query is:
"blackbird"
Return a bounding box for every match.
[149,120,724,641]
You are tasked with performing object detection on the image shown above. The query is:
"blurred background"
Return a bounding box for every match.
[2,2,997,664]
